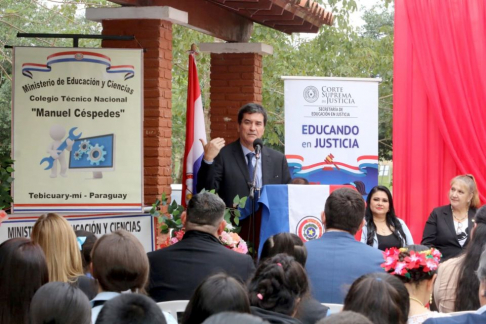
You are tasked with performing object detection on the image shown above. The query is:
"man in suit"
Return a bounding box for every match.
[424,250,486,324]
[147,193,255,302]
[305,187,384,304]
[197,103,291,207]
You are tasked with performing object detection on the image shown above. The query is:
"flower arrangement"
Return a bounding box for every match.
[150,191,248,254]
[381,247,442,279]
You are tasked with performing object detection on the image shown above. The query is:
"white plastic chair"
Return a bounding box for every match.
[322,303,343,314]
[157,300,189,318]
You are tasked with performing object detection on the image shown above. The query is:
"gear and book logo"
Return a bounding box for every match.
[303,86,319,103]
[296,216,324,242]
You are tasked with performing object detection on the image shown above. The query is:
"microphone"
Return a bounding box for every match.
[253,138,263,156]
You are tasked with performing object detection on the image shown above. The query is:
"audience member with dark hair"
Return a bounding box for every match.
[290,177,309,185]
[95,293,167,324]
[30,282,91,324]
[361,186,413,250]
[422,174,480,261]
[91,230,176,324]
[148,193,255,302]
[424,249,486,324]
[383,245,448,323]
[343,272,409,324]
[31,213,97,299]
[305,188,384,303]
[261,233,307,266]
[248,253,309,324]
[317,311,373,324]
[202,312,270,324]
[0,238,48,324]
[434,205,486,312]
[182,273,251,324]
[260,233,329,324]
[75,230,98,277]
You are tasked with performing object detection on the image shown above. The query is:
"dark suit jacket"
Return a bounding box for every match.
[305,231,384,304]
[197,140,292,207]
[421,205,475,262]
[424,309,486,324]
[147,230,255,302]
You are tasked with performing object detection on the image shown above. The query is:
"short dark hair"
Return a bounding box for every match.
[290,177,309,185]
[324,188,365,234]
[30,282,91,324]
[182,273,250,324]
[317,311,373,324]
[260,233,307,267]
[75,230,98,273]
[237,103,268,126]
[202,312,270,324]
[92,230,149,293]
[248,254,309,316]
[186,192,226,227]
[343,273,409,324]
[96,294,167,324]
[0,238,49,324]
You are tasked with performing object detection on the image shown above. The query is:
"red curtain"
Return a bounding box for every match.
[394,0,486,243]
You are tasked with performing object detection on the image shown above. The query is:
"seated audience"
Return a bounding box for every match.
[305,188,384,303]
[30,282,91,324]
[317,311,373,324]
[31,213,97,299]
[148,192,255,302]
[383,245,448,323]
[424,249,486,324]
[248,253,308,324]
[95,293,167,324]
[202,312,270,324]
[343,272,409,324]
[0,238,48,324]
[433,205,486,312]
[361,185,413,250]
[260,233,329,324]
[182,273,251,324]
[90,230,176,324]
[421,175,480,262]
[75,230,98,277]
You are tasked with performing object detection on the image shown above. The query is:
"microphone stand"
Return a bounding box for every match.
[249,147,261,259]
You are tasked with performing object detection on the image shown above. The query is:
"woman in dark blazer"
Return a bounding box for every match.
[422,174,481,262]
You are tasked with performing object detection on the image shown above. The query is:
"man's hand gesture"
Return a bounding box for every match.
[200,138,225,162]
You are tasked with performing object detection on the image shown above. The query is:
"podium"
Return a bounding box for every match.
[240,184,351,256]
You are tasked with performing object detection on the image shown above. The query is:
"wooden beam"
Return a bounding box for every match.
[144,0,254,42]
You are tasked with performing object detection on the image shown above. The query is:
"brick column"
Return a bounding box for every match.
[100,19,172,205]
[86,5,188,207]
[199,43,273,143]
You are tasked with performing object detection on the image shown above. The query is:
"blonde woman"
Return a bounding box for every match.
[32,213,97,299]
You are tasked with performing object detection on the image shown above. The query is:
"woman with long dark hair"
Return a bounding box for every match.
[182,273,251,324]
[434,205,486,312]
[343,273,409,324]
[361,186,413,250]
[0,238,49,324]
[248,253,309,324]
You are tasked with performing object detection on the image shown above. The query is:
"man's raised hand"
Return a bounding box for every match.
[200,138,225,162]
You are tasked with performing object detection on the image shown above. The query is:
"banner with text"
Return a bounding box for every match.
[12,47,143,213]
[0,214,154,252]
[283,77,379,195]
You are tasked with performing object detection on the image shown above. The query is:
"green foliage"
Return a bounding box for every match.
[0,156,14,210]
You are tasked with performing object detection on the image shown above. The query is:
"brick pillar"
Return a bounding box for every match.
[209,53,263,141]
[199,43,273,143]
[101,19,173,205]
